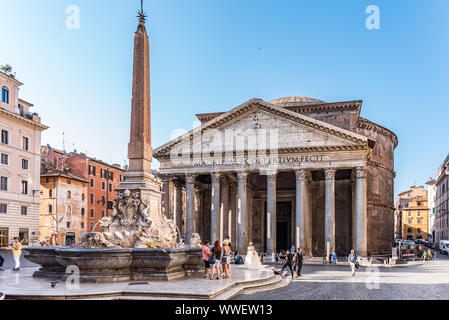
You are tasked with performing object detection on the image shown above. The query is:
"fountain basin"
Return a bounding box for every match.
[24,247,203,283]
[24,246,66,279]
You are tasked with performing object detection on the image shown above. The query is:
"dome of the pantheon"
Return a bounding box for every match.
[269,96,325,107]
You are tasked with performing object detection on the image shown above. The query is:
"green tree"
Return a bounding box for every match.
[0,64,12,75]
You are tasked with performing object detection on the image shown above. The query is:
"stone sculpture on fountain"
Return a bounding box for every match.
[78,189,179,249]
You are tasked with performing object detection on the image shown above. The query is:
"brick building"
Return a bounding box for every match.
[41,145,125,237]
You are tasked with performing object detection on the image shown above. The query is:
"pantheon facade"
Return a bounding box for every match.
[154,96,397,256]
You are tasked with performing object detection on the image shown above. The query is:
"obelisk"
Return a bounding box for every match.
[119,5,162,213]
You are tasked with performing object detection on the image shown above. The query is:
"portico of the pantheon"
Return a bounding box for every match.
[154,96,398,256]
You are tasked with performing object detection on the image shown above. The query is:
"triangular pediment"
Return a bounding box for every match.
[154,99,368,158]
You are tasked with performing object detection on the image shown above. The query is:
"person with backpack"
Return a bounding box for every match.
[210,240,222,280]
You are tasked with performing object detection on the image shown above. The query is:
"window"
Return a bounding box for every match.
[21,181,28,194]
[90,193,94,204]
[67,221,71,228]
[417,228,422,233]
[108,171,113,180]
[102,181,105,190]
[89,165,96,176]
[1,86,9,103]
[22,137,29,151]
[0,204,7,214]
[107,201,113,210]
[67,206,72,215]
[1,153,8,165]
[19,228,29,245]
[109,184,112,192]
[22,159,29,170]
[67,191,71,199]
[1,130,8,145]
[49,189,53,197]
[101,196,105,205]
[81,208,85,216]
[48,204,52,213]
[90,209,94,217]
[408,218,412,224]
[90,179,94,187]
[81,222,85,229]
[0,228,8,248]
[101,169,106,179]
[407,228,412,233]
[417,212,421,217]
[89,223,94,231]
[0,176,7,191]
[82,193,85,201]
[67,179,71,185]
[21,206,27,216]
[102,210,105,217]
[408,212,411,217]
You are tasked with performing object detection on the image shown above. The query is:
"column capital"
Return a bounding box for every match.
[355,167,367,179]
[159,174,170,183]
[266,171,277,182]
[211,172,221,184]
[221,176,231,186]
[237,171,248,182]
[324,169,336,180]
[173,178,184,189]
[185,173,197,185]
[295,169,308,181]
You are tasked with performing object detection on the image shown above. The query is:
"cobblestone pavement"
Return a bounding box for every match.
[235,254,449,300]
[0,250,38,270]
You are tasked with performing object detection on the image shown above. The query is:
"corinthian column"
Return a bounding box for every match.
[355,167,368,256]
[295,170,307,250]
[210,173,221,243]
[174,180,184,240]
[161,175,170,218]
[220,178,230,242]
[237,172,248,254]
[324,169,336,256]
[266,171,277,255]
[185,174,197,244]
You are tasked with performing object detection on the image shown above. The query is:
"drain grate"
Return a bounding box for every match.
[129,282,149,286]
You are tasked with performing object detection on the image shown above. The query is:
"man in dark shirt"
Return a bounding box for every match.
[294,248,304,277]
[280,250,294,278]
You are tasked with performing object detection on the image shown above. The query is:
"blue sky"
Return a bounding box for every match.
[1,0,449,195]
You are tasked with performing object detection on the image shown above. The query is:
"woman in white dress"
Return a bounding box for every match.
[244,242,264,270]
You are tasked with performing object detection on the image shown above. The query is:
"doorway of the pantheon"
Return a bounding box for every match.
[264,201,292,252]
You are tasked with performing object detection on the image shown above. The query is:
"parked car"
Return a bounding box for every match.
[439,240,449,255]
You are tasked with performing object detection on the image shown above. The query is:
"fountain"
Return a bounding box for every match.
[24,4,203,283]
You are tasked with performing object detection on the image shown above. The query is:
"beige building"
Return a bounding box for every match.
[40,171,88,245]
[433,154,449,242]
[0,71,48,247]
[397,186,429,240]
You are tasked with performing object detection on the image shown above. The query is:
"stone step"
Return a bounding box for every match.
[213,275,288,300]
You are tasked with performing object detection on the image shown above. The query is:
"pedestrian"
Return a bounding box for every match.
[290,245,296,255]
[294,248,304,278]
[348,249,358,276]
[210,240,222,280]
[279,250,294,278]
[10,237,22,271]
[223,236,232,276]
[423,250,429,265]
[0,292,5,300]
[234,251,244,264]
[222,240,232,279]
[202,240,211,279]
[260,251,264,263]
[271,252,276,263]
[332,252,337,264]
[0,252,5,271]
[322,252,327,264]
